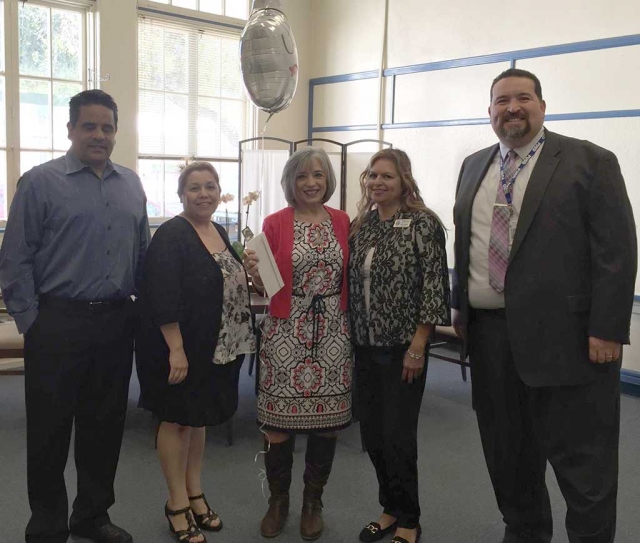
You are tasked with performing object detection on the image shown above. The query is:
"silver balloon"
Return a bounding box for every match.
[240,0,299,115]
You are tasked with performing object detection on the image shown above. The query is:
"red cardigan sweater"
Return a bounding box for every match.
[262,206,350,319]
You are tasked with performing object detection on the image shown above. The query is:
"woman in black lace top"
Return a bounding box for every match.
[348,149,450,543]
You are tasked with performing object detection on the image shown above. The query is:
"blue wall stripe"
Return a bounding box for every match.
[621,369,640,386]
[310,109,640,133]
[310,70,379,86]
[308,80,315,142]
[384,34,640,77]
[545,109,640,122]
[309,34,640,87]
[382,118,489,130]
[308,33,640,137]
[311,124,378,133]
[391,75,397,125]
[621,369,640,397]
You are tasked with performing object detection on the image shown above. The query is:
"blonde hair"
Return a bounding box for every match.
[350,148,443,236]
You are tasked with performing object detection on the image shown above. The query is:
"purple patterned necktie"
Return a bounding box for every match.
[488,149,518,293]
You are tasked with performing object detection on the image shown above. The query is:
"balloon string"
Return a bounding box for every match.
[256,112,273,231]
[255,421,270,499]
[262,112,275,135]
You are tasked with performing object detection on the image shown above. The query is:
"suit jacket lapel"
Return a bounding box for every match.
[461,145,498,237]
[509,129,562,263]
[456,144,498,300]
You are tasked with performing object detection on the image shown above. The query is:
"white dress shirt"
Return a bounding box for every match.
[468,126,546,309]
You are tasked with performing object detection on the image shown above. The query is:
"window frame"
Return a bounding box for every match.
[137,5,256,229]
[139,0,250,22]
[1,0,96,226]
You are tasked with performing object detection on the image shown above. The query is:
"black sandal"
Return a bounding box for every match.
[188,494,223,532]
[165,502,206,543]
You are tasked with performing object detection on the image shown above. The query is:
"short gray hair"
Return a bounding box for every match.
[281,147,337,207]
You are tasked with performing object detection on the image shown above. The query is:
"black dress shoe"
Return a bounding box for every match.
[359,521,398,542]
[70,522,133,543]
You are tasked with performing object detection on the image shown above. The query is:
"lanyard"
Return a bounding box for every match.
[500,132,546,205]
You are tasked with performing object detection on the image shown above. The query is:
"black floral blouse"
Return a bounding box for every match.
[348,209,451,347]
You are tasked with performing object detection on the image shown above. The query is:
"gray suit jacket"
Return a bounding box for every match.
[452,129,637,386]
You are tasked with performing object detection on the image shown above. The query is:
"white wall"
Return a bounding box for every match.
[256,0,311,145]
[309,0,640,372]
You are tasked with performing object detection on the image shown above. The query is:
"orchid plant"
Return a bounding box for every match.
[232,190,261,258]
[220,193,235,233]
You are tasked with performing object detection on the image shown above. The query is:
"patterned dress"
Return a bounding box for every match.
[257,218,353,432]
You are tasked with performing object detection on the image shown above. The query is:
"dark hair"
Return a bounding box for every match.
[177,162,220,198]
[69,90,119,128]
[490,68,543,102]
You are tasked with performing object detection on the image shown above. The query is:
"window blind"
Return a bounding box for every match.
[138,14,252,160]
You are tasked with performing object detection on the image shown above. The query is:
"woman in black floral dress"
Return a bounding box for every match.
[243,147,352,540]
[137,162,254,543]
[348,149,450,543]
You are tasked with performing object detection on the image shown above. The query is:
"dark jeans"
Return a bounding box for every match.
[469,309,619,543]
[23,297,135,543]
[355,345,428,529]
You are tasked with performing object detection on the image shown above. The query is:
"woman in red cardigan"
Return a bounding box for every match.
[244,147,352,540]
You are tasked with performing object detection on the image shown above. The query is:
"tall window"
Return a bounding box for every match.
[17,1,86,174]
[0,0,92,222]
[147,0,249,20]
[138,14,253,235]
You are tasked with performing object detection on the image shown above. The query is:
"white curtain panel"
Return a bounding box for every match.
[241,149,290,236]
[325,151,342,210]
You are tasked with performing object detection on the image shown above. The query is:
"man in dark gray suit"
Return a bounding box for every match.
[452,68,636,543]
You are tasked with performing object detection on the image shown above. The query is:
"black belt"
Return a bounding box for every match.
[470,307,506,318]
[39,294,129,313]
[294,290,340,362]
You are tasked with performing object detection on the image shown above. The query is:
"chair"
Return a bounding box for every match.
[429,325,469,381]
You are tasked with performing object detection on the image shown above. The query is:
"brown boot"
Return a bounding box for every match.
[300,434,337,540]
[260,437,294,538]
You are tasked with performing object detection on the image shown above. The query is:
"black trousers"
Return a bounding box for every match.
[355,346,428,529]
[469,309,619,543]
[23,297,135,543]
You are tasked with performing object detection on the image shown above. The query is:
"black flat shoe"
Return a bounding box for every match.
[188,494,222,532]
[359,521,398,542]
[390,524,421,543]
[70,522,133,543]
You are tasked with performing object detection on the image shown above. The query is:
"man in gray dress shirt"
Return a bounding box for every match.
[0,90,150,543]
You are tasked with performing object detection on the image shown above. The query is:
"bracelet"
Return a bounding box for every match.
[406,349,424,360]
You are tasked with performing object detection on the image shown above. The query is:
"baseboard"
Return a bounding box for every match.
[621,369,640,397]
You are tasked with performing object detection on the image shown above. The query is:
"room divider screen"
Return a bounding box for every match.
[238,137,392,237]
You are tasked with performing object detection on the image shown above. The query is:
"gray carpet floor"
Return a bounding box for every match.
[1,353,640,543]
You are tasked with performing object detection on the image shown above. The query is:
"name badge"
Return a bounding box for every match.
[393,219,411,228]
